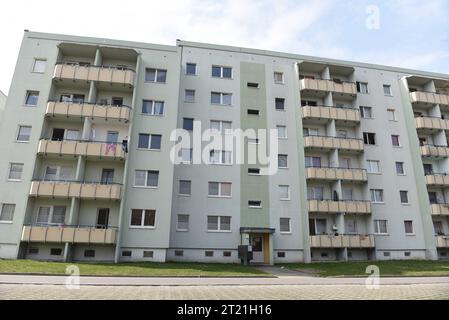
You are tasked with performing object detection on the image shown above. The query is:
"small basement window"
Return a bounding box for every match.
[50,248,62,256]
[205,251,214,257]
[28,248,39,255]
[84,250,95,258]
[121,250,132,257]
[143,251,154,258]
[223,251,232,257]
[277,252,286,258]
[175,250,184,257]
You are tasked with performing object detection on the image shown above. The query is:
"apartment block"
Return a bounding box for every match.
[0,31,448,264]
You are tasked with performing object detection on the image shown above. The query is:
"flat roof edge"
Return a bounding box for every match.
[177,40,449,80]
[25,31,178,53]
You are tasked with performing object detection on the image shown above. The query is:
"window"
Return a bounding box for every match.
[181,148,193,163]
[0,204,15,222]
[277,126,287,139]
[208,182,232,197]
[183,118,194,131]
[303,128,319,136]
[404,220,414,234]
[25,91,39,106]
[247,82,259,88]
[223,251,232,257]
[60,94,85,104]
[17,126,31,142]
[423,164,433,175]
[36,206,66,225]
[106,131,119,143]
[32,59,46,73]
[363,132,376,145]
[175,250,184,257]
[185,89,195,102]
[340,158,350,169]
[145,68,167,83]
[370,189,384,203]
[44,166,73,181]
[391,135,400,147]
[248,138,259,145]
[337,130,347,138]
[211,92,232,105]
[387,109,397,121]
[212,66,232,79]
[280,218,291,233]
[248,200,262,208]
[434,221,444,235]
[309,218,327,235]
[210,120,232,134]
[366,160,380,174]
[356,82,369,94]
[274,72,284,83]
[84,250,95,258]
[359,106,373,118]
[301,100,318,107]
[138,134,162,150]
[28,248,39,255]
[177,214,189,231]
[186,63,197,75]
[179,180,191,195]
[304,156,321,168]
[374,220,388,234]
[345,218,357,234]
[209,150,232,165]
[143,251,154,258]
[278,155,288,168]
[112,97,123,106]
[428,192,438,205]
[396,162,405,175]
[130,209,156,228]
[207,216,231,231]
[247,109,260,115]
[142,100,164,115]
[205,251,214,257]
[279,185,290,200]
[8,163,23,181]
[383,85,392,96]
[307,187,324,200]
[248,168,261,175]
[275,98,285,111]
[342,188,353,201]
[122,251,132,257]
[400,191,409,204]
[134,170,159,187]
[277,252,286,258]
[50,248,62,256]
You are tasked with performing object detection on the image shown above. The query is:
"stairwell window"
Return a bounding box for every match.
[185,89,195,103]
[130,209,156,228]
[370,189,384,203]
[145,68,167,83]
[209,150,232,165]
[210,120,232,134]
[25,91,39,106]
[277,126,287,139]
[374,220,388,234]
[134,170,159,188]
[248,200,262,208]
[0,204,15,222]
[278,155,288,168]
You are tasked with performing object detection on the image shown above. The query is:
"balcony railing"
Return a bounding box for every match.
[304,135,364,152]
[299,78,357,96]
[425,173,449,187]
[21,225,117,244]
[29,180,122,200]
[410,91,449,106]
[305,167,368,182]
[420,144,449,158]
[415,116,449,130]
[46,101,131,122]
[310,234,375,248]
[308,199,372,214]
[37,139,126,160]
[301,105,360,122]
[430,203,449,215]
[53,63,135,87]
[436,235,449,248]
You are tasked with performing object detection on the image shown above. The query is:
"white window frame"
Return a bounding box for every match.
[279,185,290,201]
[209,150,232,165]
[207,215,232,232]
[36,205,66,226]
[359,106,373,119]
[178,180,192,196]
[277,125,287,139]
[280,218,291,234]
[357,82,369,94]
[404,220,414,235]
[370,189,384,203]
[137,133,162,151]
[208,182,232,198]
[134,170,159,188]
[387,109,397,121]
[176,214,190,232]
[374,219,388,235]
[211,65,233,79]
[211,92,232,106]
[367,160,381,174]
[16,125,32,142]
[142,100,164,116]
[25,90,39,106]
[400,191,409,204]
[130,209,156,229]
[145,68,167,83]
[274,72,284,84]
[0,204,15,223]
[391,135,401,147]
[184,89,195,103]
[383,84,393,96]
[278,154,288,169]
[396,162,406,175]
[8,163,24,181]
[185,63,197,76]
[210,120,232,134]
[32,59,46,73]
[180,148,193,164]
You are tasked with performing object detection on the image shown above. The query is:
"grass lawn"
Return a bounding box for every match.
[0,259,268,277]
[279,260,449,277]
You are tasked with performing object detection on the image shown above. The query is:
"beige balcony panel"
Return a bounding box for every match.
[410,91,449,106]
[46,102,130,122]
[310,235,374,248]
[46,227,64,243]
[430,204,449,215]
[436,236,449,248]
[28,227,47,242]
[74,228,91,243]
[68,183,82,198]
[62,227,76,242]
[30,181,121,200]
[421,145,449,157]
[38,139,125,160]
[426,175,449,186]
[21,226,32,241]
[415,117,448,130]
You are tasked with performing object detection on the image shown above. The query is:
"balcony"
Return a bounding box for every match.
[37,139,126,161]
[53,63,135,88]
[46,101,130,122]
[301,105,360,123]
[299,78,357,98]
[21,225,117,244]
[29,180,122,200]
[425,174,449,187]
[310,234,375,248]
[415,116,449,131]
[308,200,371,214]
[430,203,449,216]
[306,167,367,182]
[420,145,449,158]
[436,235,449,248]
[410,91,449,106]
[304,136,364,152]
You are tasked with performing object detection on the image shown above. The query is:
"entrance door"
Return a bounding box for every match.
[96,209,109,229]
[250,235,264,263]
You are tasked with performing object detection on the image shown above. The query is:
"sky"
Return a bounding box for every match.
[0,0,448,94]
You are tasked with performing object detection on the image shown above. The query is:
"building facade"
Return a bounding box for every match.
[0,31,448,264]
